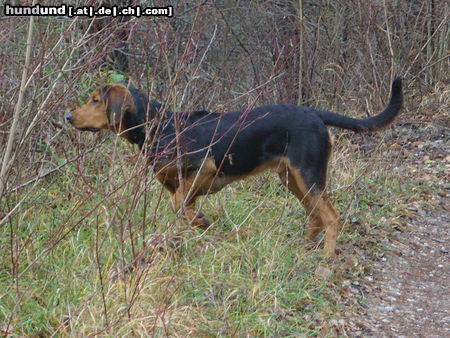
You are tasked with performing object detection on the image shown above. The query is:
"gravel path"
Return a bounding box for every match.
[357,213,449,337]
[347,115,449,337]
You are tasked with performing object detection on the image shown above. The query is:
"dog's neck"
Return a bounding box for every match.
[123,86,166,149]
[122,107,146,148]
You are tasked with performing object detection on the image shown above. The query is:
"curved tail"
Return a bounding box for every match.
[316,78,403,132]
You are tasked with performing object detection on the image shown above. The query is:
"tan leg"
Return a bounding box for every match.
[170,190,211,228]
[308,195,340,257]
[170,158,217,229]
[278,161,340,257]
[305,215,323,241]
[278,165,324,240]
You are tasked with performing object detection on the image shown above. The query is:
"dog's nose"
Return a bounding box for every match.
[66,113,73,124]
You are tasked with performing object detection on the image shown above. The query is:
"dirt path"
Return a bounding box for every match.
[351,207,449,336]
[346,111,449,337]
[359,212,449,337]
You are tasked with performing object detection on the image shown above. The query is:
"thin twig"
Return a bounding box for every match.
[9,141,105,193]
[0,0,36,197]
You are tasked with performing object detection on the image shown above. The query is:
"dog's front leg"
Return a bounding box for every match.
[169,158,217,229]
[170,189,211,229]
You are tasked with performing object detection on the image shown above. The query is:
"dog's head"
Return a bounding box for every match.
[66,83,135,134]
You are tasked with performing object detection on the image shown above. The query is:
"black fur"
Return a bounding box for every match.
[123,79,403,192]
[69,78,403,255]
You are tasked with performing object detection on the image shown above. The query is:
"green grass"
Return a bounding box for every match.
[0,139,411,336]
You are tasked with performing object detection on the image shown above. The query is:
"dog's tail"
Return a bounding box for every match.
[316,78,403,132]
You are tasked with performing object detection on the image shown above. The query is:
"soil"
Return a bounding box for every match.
[344,98,449,337]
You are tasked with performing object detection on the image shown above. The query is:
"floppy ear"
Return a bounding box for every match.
[100,84,135,128]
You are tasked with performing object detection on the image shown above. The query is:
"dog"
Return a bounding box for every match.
[67,78,403,256]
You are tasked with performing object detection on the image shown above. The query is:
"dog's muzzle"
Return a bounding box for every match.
[66,113,99,132]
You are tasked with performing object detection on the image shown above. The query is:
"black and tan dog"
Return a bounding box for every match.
[67,79,403,256]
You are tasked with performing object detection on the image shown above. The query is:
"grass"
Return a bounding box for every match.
[0,135,411,336]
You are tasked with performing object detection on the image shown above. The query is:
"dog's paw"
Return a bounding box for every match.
[191,214,212,229]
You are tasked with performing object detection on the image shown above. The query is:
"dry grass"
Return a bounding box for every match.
[0,127,411,335]
[1,1,447,335]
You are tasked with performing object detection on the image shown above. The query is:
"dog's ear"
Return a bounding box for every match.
[100,84,135,128]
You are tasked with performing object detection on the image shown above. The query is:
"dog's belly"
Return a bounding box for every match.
[197,175,238,195]
[197,157,286,196]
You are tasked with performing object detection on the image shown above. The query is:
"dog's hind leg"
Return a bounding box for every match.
[278,159,340,256]
[278,164,323,238]
[314,194,340,256]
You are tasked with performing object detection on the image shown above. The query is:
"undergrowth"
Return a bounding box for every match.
[0,134,410,336]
